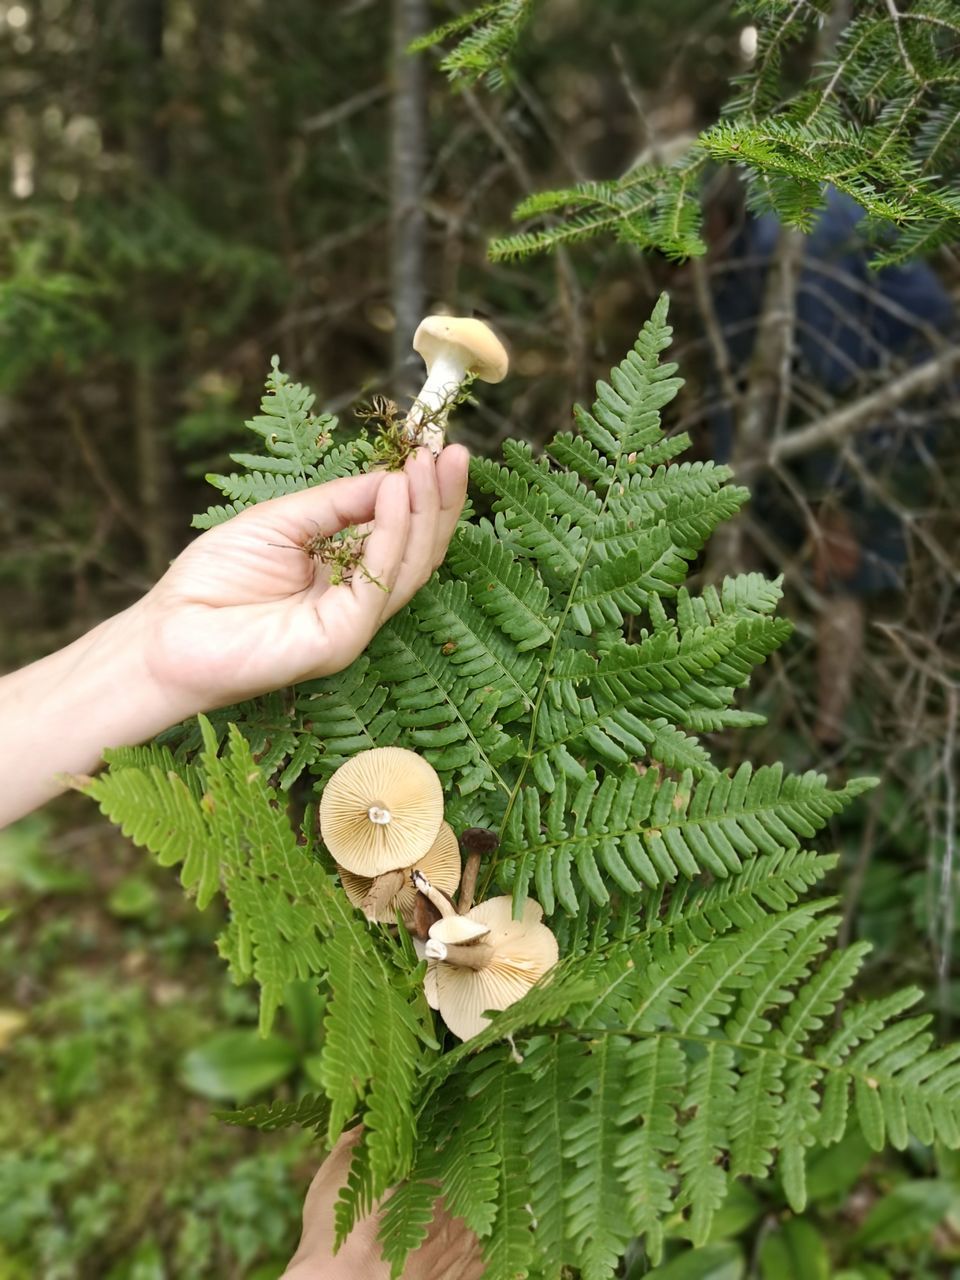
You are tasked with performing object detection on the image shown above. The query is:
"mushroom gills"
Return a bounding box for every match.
[422,894,559,1041]
[338,821,461,925]
[319,747,444,877]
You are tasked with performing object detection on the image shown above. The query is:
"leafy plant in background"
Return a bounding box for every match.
[417,0,960,265]
[180,979,328,1105]
[78,296,960,1278]
[0,865,311,1280]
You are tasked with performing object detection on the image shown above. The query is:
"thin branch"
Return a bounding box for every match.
[691,254,742,419]
[937,686,958,1035]
[769,346,960,463]
[390,0,428,398]
[884,0,917,80]
[301,83,388,133]
[64,406,141,535]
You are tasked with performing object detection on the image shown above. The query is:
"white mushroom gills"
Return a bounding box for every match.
[421,895,559,1041]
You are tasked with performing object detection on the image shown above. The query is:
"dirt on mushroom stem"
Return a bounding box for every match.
[358,377,477,470]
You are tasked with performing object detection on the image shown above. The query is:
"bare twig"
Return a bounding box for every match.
[769,346,960,463]
[64,406,141,535]
[390,0,427,398]
[838,791,881,950]
[937,686,958,1033]
[690,255,741,420]
[301,83,388,133]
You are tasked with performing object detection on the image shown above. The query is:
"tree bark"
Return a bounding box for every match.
[390,0,428,400]
[128,0,173,577]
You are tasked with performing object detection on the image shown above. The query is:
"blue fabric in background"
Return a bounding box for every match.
[711,187,954,593]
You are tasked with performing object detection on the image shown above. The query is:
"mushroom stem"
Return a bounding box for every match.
[367,804,392,825]
[360,868,406,918]
[404,348,469,454]
[412,869,457,918]
[424,937,495,970]
[457,850,482,916]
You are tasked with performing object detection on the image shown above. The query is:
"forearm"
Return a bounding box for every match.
[0,601,191,827]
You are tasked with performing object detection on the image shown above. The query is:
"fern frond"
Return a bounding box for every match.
[502,765,872,912]
[371,613,520,796]
[446,520,558,650]
[410,579,541,723]
[297,657,401,780]
[615,1036,685,1265]
[216,1092,331,1135]
[563,1035,634,1278]
[192,358,370,528]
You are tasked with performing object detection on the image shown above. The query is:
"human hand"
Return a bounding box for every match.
[136,445,469,721]
[283,1128,485,1280]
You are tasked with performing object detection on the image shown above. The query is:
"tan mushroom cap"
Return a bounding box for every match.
[338,822,461,924]
[424,895,559,1040]
[319,747,444,876]
[413,316,509,384]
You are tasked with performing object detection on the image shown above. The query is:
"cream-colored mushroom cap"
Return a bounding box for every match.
[426,913,491,948]
[338,822,461,924]
[413,316,509,385]
[424,895,559,1040]
[319,747,443,876]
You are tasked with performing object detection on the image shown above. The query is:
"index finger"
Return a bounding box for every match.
[235,471,389,540]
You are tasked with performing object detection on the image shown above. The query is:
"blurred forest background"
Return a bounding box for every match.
[1,0,959,1276]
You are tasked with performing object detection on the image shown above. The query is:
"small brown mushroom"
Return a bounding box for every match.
[418,890,559,1041]
[338,822,461,925]
[319,747,444,876]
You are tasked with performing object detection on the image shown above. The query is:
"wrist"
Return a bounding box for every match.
[83,597,198,739]
[0,600,196,825]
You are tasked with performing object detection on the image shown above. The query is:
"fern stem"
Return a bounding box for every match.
[483,430,630,899]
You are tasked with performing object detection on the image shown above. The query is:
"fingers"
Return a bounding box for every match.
[414,1199,486,1279]
[297,473,411,676]
[288,445,470,674]
[380,444,470,621]
[291,1128,357,1258]
[433,444,470,570]
[351,472,410,618]
[381,448,441,620]
[237,470,388,540]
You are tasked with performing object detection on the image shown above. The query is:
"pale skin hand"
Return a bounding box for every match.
[141,445,469,710]
[0,445,468,825]
[283,1129,485,1280]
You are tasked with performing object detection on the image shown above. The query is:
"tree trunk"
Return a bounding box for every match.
[390,0,428,400]
[128,0,173,577]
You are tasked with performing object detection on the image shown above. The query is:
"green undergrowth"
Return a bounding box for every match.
[0,809,311,1280]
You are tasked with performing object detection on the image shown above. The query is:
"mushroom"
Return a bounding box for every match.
[414,876,559,1042]
[338,821,461,925]
[457,826,500,915]
[319,747,444,877]
[405,315,509,454]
